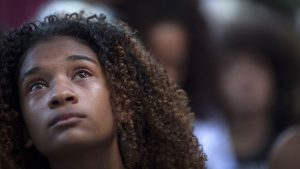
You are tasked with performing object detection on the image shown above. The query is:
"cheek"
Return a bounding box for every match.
[81,81,114,124]
[22,109,47,150]
[92,88,113,121]
[21,96,49,141]
[79,88,115,143]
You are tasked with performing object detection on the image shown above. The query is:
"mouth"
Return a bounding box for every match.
[49,112,86,128]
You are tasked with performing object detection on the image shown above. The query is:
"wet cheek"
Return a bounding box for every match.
[28,96,48,112]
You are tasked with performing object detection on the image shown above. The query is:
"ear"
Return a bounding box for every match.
[23,129,33,148]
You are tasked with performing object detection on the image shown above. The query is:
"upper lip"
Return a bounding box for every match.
[48,112,86,127]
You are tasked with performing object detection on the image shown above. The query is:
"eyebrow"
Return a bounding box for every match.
[20,67,41,84]
[66,55,98,65]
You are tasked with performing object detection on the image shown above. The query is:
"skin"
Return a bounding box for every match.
[18,36,124,169]
[269,126,300,169]
[147,21,188,84]
[220,53,274,116]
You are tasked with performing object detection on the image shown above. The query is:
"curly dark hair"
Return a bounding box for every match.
[0,13,206,169]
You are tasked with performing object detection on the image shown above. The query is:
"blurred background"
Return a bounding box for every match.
[1,0,300,168]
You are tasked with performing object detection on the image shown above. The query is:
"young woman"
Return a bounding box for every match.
[0,13,206,169]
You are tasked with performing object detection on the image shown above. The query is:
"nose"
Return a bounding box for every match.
[48,80,79,109]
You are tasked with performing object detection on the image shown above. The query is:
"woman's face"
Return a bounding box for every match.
[147,22,188,84]
[18,36,115,157]
[219,53,274,116]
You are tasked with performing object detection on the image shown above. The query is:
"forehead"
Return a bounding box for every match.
[25,36,96,62]
[20,36,99,72]
[18,36,101,85]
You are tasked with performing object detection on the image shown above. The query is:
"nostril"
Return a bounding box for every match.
[66,96,78,104]
[66,96,74,101]
[51,100,59,106]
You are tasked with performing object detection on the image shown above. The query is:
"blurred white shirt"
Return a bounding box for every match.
[194,115,238,169]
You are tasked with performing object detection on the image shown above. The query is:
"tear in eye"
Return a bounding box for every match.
[28,81,48,93]
[74,69,92,79]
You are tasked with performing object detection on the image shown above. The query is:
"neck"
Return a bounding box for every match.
[229,109,272,158]
[48,137,125,169]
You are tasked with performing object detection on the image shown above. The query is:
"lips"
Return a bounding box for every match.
[48,112,86,127]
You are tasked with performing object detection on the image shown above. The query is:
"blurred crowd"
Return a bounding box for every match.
[1,0,300,168]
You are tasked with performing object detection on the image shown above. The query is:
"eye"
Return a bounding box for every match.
[74,69,92,80]
[28,80,48,93]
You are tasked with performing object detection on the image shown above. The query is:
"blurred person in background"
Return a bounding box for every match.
[269,125,300,169]
[218,17,299,169]
[195,4,300,169]
[145,20,189,84]
[113,0,215,113]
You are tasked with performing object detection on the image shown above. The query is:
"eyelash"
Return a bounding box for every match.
[73,69,92,80]
[26,69,93,93]
[27,80,48,93]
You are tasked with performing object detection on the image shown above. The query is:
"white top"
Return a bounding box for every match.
[194,116,238,169]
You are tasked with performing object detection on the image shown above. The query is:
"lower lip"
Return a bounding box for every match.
[51,117,84,128]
